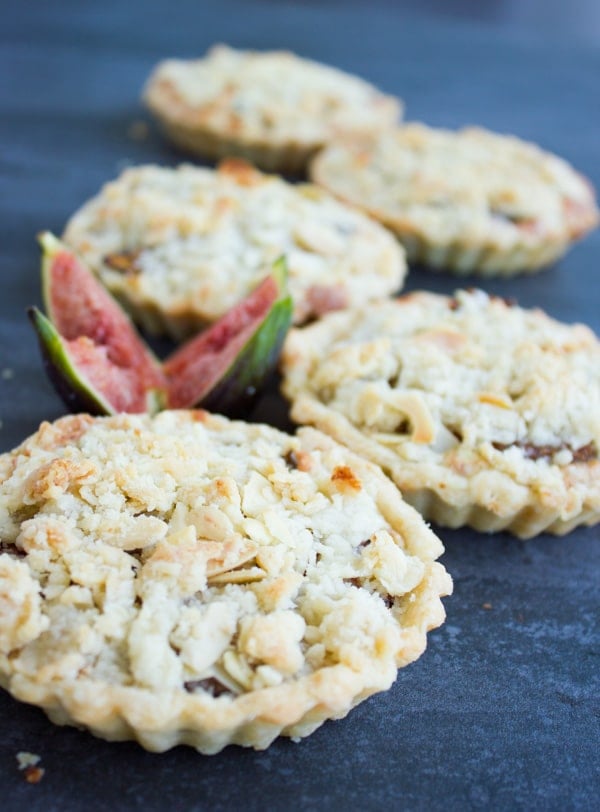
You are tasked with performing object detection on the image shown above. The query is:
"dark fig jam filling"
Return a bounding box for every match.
[493,441,597,462]
[104,250,142,275]
[184,677,234,698]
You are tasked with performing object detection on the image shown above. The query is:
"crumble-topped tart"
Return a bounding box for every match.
[281,290,600,538]
[143,44,401,174]
[310,124,599,275]
[0,411,450,753]
[62,160,406,339]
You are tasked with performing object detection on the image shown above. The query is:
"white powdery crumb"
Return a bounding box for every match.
[1,368,14,380]
[16,751,41,769]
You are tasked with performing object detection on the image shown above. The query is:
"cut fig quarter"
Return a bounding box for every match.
[30,234,293,417]
[28,307,163,415]
[164,256,293,414]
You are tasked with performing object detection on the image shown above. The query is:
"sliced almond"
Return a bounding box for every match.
[204,537,258,578]
[391,391,436,444]
[478,391,513,409]
[222,650,254,690]
[208,565,266,585]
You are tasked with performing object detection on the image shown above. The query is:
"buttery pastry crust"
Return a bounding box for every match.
[281,290,600,537]
[310,124,599,275]
[0,411,450,753]
[62,160,406,339]
[143,45,401,174]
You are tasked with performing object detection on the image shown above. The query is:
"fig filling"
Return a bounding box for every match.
[183,677,234,698]
[282,448,312,472]
[492,441,597,462]
[104,250,142,275]
[283,449,299,470]
[489,209,538,231]
[448,292,516,311]
[343,577,394,608]
[305,284,348,318]
[0,541,25,558]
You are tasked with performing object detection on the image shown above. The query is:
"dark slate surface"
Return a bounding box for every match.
[1,2,599,809]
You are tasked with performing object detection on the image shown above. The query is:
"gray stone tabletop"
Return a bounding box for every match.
[0,2,598,809]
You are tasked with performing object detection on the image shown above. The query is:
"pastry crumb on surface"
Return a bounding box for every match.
[24,766,45,784]
[16,751,41,770]
[16,752,44,783]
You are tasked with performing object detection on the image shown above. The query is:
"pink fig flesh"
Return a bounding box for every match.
[165,274,280,409]
[43,241,165,398]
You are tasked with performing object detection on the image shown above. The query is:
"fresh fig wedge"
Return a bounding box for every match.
[164,257,293,415]
[39,232,165,399]
[31,235,292,417]
[29,308,163,414]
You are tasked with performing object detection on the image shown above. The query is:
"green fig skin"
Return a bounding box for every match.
[164,257,292,415]
[198,293,292,417]
[29,308,166,415]
[39,232,165,395]
[29,307,119,416]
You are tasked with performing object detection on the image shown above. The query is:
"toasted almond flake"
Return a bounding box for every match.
[478,392,513,409]
[392,391,436,444]
[204,539,258,577]
[222,650,254,690]
[331,465,361,492]
[207,566,266,585]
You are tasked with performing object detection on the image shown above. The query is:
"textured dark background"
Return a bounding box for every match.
[1,1,599,809]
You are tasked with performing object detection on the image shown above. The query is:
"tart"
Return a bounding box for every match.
[0,411,450,753]
[281,289,600,538]
[62,160,406,339]
[143,44,401,174]
[310,124,599,275]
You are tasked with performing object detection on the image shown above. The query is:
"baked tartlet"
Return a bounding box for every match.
[143,45,401,174]
[310,124,599,275]
[281,290,600,538]
[0,411,451,754]
[62,160,406,339]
